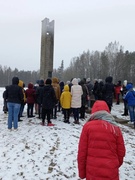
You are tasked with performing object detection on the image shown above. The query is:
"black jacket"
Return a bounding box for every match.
[5,77,24,104]
[102,76,114,106]
[42,85,57,109]
[36,85,44,105]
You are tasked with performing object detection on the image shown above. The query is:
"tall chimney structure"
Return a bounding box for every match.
[40,18,54,79]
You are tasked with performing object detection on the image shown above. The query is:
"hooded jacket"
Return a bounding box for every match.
[102,76,114,106]
[79,80,88,106]
[36,80,45,105]
[60,85,71,109]
[114,81,122,94]
[5,77,24,104]
[59,81,64,93]
[18,80,27,103]
[25,83,36,104]
[71,78,83,108]
[42,84,57,109]
[124,83,135,106]
[77,100,125,180]
[52,77,61,101]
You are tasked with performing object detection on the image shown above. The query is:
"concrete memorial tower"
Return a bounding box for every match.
[40,18,54,79]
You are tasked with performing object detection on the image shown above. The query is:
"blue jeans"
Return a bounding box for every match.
[19,103,25,117]
[128,105,135,122]
[7,102,21,129]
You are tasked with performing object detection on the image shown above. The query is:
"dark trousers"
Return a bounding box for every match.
[80,105,85,118]
[58,101,61,112]
[63,108,70,120]
[124,100,128,115]
[3,99,8,113]
[42,108,51,124]
[116,93,120,104]
[38,104,42,119]
[18,103,24,120]
[19,103,25,116]
[72,108,80,121]
[52,104,57,119]
[27,103,34,117]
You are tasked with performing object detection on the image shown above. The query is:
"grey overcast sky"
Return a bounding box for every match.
[0,0,135,71]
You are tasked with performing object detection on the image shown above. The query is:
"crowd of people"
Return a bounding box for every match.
[3,75,135,179]
[3,75,135,130]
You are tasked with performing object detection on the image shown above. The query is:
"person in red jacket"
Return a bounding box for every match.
[25,82,36,118]
[114,80,122,105]
[77,100,125,180]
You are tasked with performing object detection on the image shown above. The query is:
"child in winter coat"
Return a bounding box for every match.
[60,85,71,123]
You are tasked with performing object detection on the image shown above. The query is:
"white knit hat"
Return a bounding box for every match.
[123,80,127,86]
[86,78,90,82]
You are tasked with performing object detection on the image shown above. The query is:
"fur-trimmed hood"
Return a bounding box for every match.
[72,78,78,85]
[52,77,59,83]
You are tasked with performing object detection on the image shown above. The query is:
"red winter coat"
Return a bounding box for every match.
[77,100,125,180]
[114,85,121,94]
[25,83,36,104]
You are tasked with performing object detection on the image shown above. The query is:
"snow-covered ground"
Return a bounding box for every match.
[0,87,135,180]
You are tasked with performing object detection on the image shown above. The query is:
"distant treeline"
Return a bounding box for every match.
[0,66,40,87]
[54,41,135,85]
[1,41,135,87]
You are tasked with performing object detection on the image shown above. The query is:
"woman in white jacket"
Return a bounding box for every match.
[71,78,83,124]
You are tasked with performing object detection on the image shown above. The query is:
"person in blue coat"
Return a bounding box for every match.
[124,83,135,127]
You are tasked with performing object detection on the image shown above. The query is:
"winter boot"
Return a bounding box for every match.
[47,120,54,126]
[64,119,70,124]
[41,119,45,126]
[73,120,79,124]
[48,123,54,126]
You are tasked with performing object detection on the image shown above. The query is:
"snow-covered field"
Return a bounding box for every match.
[0,88,135,180]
